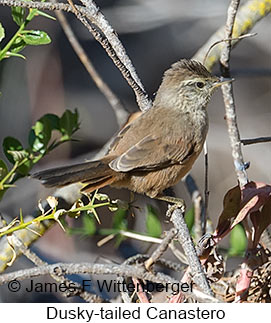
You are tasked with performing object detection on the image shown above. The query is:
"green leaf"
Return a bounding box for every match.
[28,129,43,152]
[59,109,80,139]
[6,51,26,60]
[7,150,28,162]
[2,137,30,175]
[43,114,60,131]
[228,224,247,257]
[82,214,96,235]
[113,208,127,247]
[3,137,24,164]
[184,207,195,232]
[145,205,162,238]
[11,7,26,26]
[29,116,52,153]
[0,22,5,43]
[22,30,51,46]
[115,234,126,248]
[99,228,120,235]
[0,159,8,181]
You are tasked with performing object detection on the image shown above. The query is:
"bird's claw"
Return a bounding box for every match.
[166,201,186,218]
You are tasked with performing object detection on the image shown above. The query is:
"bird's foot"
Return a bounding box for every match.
[155,194,186,218]
[166,202,186,218]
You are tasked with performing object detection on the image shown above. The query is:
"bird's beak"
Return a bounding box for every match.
[212,77,235,89]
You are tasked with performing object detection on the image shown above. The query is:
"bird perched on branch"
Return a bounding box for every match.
[33,59,231,203]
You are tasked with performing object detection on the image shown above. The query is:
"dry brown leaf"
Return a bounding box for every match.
[250,197,271,247]
[214,185,241,238]
[215,182,271,241]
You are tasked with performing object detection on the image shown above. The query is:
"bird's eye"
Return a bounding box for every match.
[196,82,205,89]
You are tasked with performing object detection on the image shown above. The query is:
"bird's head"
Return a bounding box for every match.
[154,59,233,110]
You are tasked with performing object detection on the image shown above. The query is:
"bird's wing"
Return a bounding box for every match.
[109,135,196,172]
[108,122,132,153]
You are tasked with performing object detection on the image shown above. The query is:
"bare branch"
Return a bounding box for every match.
[193,0,271,69]
[241,136,271,146]
[220,0,249,188]
[203,142,209,235]
[169,206,214,297]
[0,261,204,299]
[144,228,178,270]
[202,33,257,66]
[0,262,174,285]
[79,0,151,111]
[55,10,129,127]
[10,235,105,302]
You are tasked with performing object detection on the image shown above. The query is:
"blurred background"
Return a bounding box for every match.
[0,0,270,302]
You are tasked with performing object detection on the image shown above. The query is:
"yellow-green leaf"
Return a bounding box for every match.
[11,7,26,26]
[228,224,247,257]
[146,205,162,238]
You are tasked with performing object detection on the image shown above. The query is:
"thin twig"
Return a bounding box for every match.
[202,32,257,67]
[55,10,129,127]
[144,228,177,270]
[183,174,205,240]
[0,262,177,285]
[124,229,187,264]
[203,142,209,235]
[10,235,105,302]
[241,136,271,146]
[193,0,271,69]
[79,0,151,111]
[131,277,150,303]
[118,254,214,302]
[0,261,213,300]
[220,0,249,188]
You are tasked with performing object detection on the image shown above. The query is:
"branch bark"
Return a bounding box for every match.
[55,9,129,127]
[241,136,271,145]
[170,207,214,297]
[220,0,249,188]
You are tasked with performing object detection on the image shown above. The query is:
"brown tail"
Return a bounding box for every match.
[32,159,116,193]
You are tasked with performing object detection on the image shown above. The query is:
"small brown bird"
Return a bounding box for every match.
[33,59,231,202]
